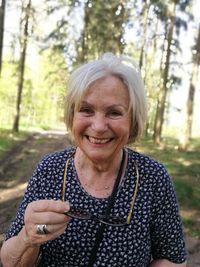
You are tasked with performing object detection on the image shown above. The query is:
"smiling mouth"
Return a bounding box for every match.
[87,136,112,144]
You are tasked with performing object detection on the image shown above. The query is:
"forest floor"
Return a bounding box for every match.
[0,130,199,266]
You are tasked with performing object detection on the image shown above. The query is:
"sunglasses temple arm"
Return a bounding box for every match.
[127,162,139,224]
[61,159,70,202]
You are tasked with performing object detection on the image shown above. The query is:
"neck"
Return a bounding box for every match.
[74,148,124,198]
[74,147,123,173]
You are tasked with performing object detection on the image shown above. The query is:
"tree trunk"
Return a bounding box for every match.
[139,0,150,70]
[13,0,31,132]
[0,0,6,76]
[153,0,176,145]
[179,24,200,150]
[144,16,159,136]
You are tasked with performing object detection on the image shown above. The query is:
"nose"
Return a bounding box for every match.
[91,113,108,133]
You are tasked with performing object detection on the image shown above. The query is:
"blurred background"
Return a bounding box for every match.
[0,0,200,143]
[0,0,200,264]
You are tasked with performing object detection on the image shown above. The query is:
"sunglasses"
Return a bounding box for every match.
[61,154,139,227]
[63,206,128,226]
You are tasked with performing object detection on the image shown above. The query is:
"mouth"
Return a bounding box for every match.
[86,136,113,144]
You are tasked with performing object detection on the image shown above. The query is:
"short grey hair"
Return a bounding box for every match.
[64,52,147,143]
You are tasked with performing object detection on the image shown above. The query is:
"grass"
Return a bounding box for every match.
[0,128,29,156]
[133,137,200,238]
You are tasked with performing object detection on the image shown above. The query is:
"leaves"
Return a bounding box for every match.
[0,0,199,145]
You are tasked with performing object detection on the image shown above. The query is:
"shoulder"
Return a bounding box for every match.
[126,147,166,172]
[30,146,76,179]
[27,146,76,197]
[126,147,171,187]
[37,146,76,169]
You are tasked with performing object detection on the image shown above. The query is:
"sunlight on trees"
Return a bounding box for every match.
[0,0,199,147]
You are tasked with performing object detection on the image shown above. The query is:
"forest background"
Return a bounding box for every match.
[0,0,200,145]
[0,0,200,244]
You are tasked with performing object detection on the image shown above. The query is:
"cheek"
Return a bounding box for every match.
[72,116,89,135]
[112,119,131,137]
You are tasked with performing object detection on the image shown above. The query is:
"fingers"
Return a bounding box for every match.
[24,199,71,245]
[25,200,71,227]
[35,222,64,234]
[31,199,70,213]
[31,211,68,225]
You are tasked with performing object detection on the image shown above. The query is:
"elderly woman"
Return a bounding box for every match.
[0,53,187,267]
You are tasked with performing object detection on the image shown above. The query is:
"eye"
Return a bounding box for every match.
[107,110,123,118]
[79,106,93,115]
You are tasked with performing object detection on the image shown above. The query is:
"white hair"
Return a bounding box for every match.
[64,52,147,143]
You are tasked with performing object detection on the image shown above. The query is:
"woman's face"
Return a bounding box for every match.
[72,75,131,163]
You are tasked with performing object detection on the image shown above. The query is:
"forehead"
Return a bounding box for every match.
[84,75,129,101]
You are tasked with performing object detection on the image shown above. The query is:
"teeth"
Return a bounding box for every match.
[88,137,110,144]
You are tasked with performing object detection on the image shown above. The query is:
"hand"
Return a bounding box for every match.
[22,199,71,246]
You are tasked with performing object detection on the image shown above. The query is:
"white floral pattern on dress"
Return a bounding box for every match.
[5,147,187,267]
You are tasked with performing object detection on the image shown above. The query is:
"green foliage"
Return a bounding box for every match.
[174,179,200,209]
[183,217,200,238]
[31,48,67,127]
[0,59,18,127]
[0,136,15,154]
[0,49,67,130]
[75,1,130,63]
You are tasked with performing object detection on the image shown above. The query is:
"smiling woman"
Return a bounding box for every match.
[64,53,147,144]
[0,53,187,267]
[71,75,131,168]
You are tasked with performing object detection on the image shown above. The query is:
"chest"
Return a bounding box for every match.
[41,160,154,267]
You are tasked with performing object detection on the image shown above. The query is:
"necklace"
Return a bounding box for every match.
[83,183,112,197]
[78,166,119,192]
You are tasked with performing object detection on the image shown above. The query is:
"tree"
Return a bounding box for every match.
[33,47,67,127]
[75,1,130,63]
[179,23,200,149]
[152,0,176,144]
[152,0,190,144]
[13,0,32,132]
[0,0,6,76]
[138,0,151,70]
[43,1,130,64]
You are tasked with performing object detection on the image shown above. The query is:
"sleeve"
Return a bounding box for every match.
[150,166,187,263]
[4,159,46,240]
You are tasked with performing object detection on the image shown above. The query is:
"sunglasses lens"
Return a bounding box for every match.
[64,208,127,226]
[65,207,92,220]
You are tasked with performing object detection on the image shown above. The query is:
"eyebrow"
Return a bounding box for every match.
[80,101,128,110]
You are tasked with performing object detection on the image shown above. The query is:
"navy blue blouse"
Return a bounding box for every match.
[5,146,187,266]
